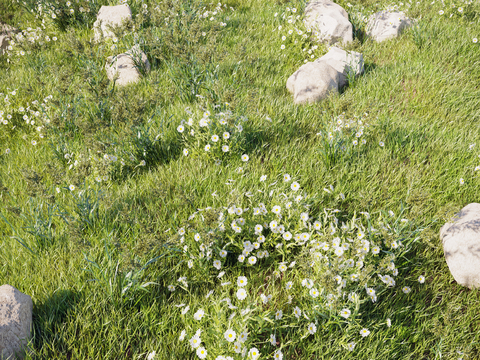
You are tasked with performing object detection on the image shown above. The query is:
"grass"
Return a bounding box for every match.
[1,0,480,358]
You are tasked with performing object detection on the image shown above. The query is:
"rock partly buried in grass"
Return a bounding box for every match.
[440,203,480,289]
[287,61,340,104]
[314,46,364,89]
[366,11,412,42]
[287,47,364,104]
[304,0,353,45]
[93,4,132,43]
[0,284,33,360]
[0,23,18,56]
[105,45,150,86]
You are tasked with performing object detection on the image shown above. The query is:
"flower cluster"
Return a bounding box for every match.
[3,25,58,64]
[168,171,424,358]
[274,6,326,64]
[177,104,248,165]
[0,89,53,150]
[316,112,373,168]
[17,0,99,32]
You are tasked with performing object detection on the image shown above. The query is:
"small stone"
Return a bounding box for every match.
[440,203,480,289]
[0,285,33,360]
[0,23,19,56]
[93,4,132,43]
[105,45,150,86]
[315,47,363,89]
[366,11,412,43]
[304,0,353,45]
[287,61,340,104]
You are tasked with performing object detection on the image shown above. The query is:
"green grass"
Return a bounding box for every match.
[1,0,480,358]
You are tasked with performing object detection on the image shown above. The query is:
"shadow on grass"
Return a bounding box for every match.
[30,289,83,359]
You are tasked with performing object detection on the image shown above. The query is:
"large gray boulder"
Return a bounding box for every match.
[366,11,412,42]
[287,61,340,104]
[0,285,33,360]
[440,203,480,289]
[93,4,132,43]
[304,0,353,45]
[105,45,150,86]
[315,47,363,89]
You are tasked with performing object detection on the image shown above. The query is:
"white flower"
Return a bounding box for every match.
[147,351,156,360]
[237,276,248,287]
[402,286,411,294]
[224,329,236,342]
[222,145,229,152]
[260,175,267,182]
[293,306,301,318]
[181,305,190,315]
[69,184,75,191]
[223,132,230,139]
[219,250,227,258]
[270,334,276,345]
[238,254,245,262]
[194,309,205,320]
[177,125,185,133]
[307,322,317,334]
[418,275,425,284]
[286,281,293,290]
[460,178,465,185]
[241,154,249,162]
[248,256,257,265]
[248,347,260,360]
[360,328,370,337]
[347,342,356,351]
[309,288,319,298]
[183,148,189,156]
[213,260,221,269]
[179,329,187,341]
[275,309,283,320]
[238,331,248,343]
[189,334,201,349]
[236,288,247,300]
[167,285,175,292]
[212,134,219,142]
[334,247,344,256]
[274,349,283,360]
[340,308,351,319]
[205,144,211,151]
[291,181,300,191]
[386,318,392,327]
[196,347,207,359]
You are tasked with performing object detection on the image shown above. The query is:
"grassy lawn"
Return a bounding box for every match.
[1,0,480,358]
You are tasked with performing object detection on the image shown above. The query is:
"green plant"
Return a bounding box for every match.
[82,234,163,308]
[0,198,69,255]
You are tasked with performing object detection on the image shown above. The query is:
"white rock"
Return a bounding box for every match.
[366,11,412,42]
[287,61,339,104]
[440,203,480,289]
[105,45,150,86]
[0,285,33,360]
[93,4,132,43]
[304,0,353,45]
[315,46,363,89]
[0,23,18,56]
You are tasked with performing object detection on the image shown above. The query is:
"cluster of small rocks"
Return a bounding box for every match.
[93,4,150,87]
[287,0,414,104]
